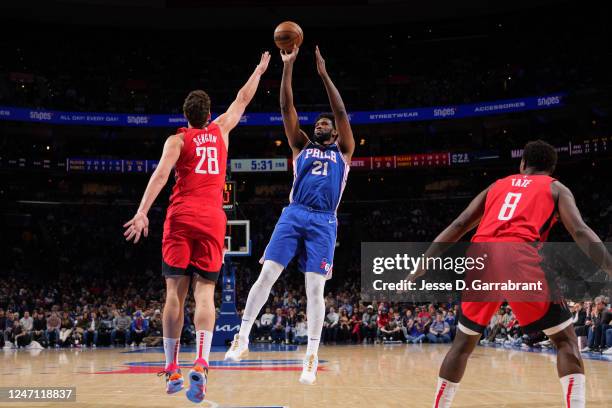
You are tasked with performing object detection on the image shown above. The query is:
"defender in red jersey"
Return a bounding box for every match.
[416,141,612,408]
[123,52,271,402]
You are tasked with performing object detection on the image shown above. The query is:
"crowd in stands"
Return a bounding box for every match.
[2,267,611,354]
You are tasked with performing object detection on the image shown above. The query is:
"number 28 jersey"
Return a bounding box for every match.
[472,174,558,243]
[167,124,227,215]
[290,142,350,213]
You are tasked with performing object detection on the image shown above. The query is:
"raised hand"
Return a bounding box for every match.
[280,44,299,65]
[123,211,149,243]
[315,45,327,77]
[255,51,271,75]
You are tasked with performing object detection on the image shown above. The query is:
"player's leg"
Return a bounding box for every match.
[160,223,193,394]
[300,271,326,385]
[186,273,217,403]
[514,302,583,408]
[226,209,301,361]
[223,260,284,362]
[432,301,499,408]
[161,275,190,393]
[298,211,336,385]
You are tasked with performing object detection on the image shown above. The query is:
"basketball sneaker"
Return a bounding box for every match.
[224,334,248,362]
[299,354,318,385]
[186,358,209,404]
[158,363,184,394]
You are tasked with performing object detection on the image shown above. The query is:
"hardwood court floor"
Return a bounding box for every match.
[1,343,610,407]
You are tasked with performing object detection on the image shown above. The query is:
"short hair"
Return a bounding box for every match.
[183,90,211,128]
[522,140,557,173]
[315,112,335,128]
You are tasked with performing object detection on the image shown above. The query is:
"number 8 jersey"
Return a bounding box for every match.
[472,174,558,243]
[168,124,227,214]
[290,142,350,212]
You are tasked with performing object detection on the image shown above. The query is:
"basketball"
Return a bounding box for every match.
[274,21,303,51]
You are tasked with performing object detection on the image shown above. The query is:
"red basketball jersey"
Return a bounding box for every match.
[167,124,227,215]
[472,174,558,242]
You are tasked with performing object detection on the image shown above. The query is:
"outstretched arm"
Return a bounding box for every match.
[555,181,612,277]
[280,46,309,156]
[315,46,355,159]
[214,51,271,143]
[123,135,182,243]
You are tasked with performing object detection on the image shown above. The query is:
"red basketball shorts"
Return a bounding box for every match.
[459,242,572,335]
[162,206,226,282]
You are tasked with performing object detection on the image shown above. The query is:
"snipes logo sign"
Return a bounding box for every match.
[30,111,53,121]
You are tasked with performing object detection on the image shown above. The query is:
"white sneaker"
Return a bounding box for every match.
[480,339,490,345]
[602,347,612,355]
[224,334,249,362]
[580,346,591,353]
[299,354,318,385]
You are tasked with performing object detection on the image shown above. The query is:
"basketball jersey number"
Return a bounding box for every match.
[312,160,329,176]
[195,147,219,175]
[497,192,522,221]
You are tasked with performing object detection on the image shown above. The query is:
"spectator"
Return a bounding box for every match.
[130,311,149,346]
[401,309,415,340]
[259,307,274,341]
[294,314,308,345]
[571,302,588,349]
[350,310,362,343]
[19,311,34,333]
[376,307,390,343]
[582,296,607,352]
[380,319,402,342]
[59,311,74,347]
[338,309,351,343]
[445,310,457,339]
[11,320,31,348]
[74,312,90,347]
[111,309,131,346]
[271,308,285,344]
[323,307,339,344]
[406,317,427,344]
[83,311,100,347]
[361,305,377,344]
[31,310,48,347]
[46,311,61,347]
[482,308,508,344]
[3,312,16,344]
[142,310,163,347]
[98,309,114,346]
[0,309,6,343]
[427,312,451,344]
[285,308,297,344]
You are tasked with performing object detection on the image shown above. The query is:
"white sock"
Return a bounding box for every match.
[163,337,180,368]
[560,373,585,408]
[238,260,283,340]
[433,377,459,408]
[195,330,213,363]
[305,273,325,356]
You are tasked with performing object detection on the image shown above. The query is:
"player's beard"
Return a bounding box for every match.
[312,129,334,145]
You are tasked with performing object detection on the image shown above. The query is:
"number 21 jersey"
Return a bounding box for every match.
[290,142,350,213]
[472,174,558,243]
